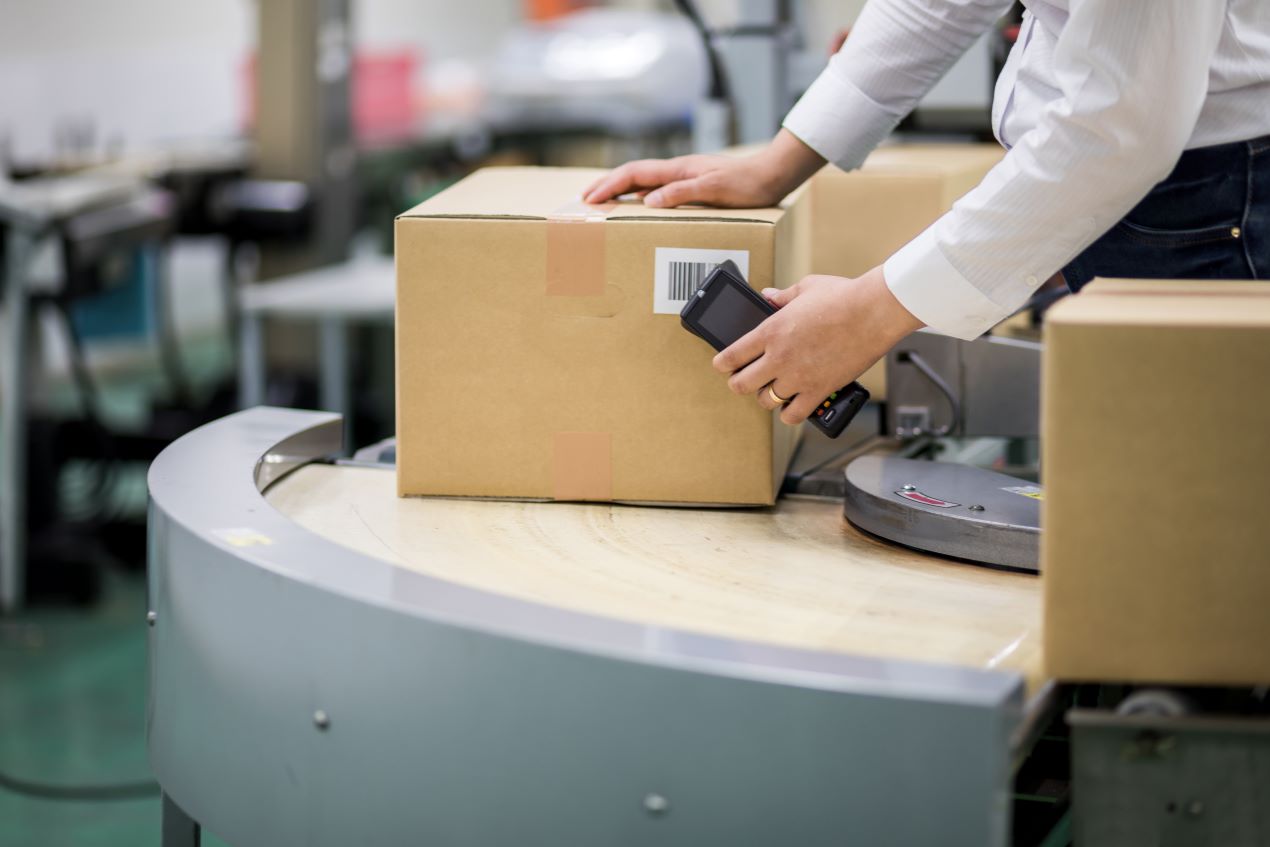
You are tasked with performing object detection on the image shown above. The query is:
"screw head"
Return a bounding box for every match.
[313,710,331,730]
[968,504,985,512]
[901,484,916,492]
[643,793,669,815]
[146,611,157,626]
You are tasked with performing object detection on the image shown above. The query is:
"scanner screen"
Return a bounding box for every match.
[699,283,768,347]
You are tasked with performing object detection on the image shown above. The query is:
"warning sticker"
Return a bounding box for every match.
[652,247,749,314]
[1002,485,1044,501]
[895,489,961,509]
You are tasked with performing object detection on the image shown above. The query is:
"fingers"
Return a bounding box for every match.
[727,354,776,397]
[713,324,766,375]
[582,175,605,198]
[583,159,691,204]
[781,392,821,427]
[755,380,797,411]
[761,283,801,308]
[645,176,711,208]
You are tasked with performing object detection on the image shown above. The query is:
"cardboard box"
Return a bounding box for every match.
[807,143,1005,398]
[395,167,807,506]
[1042,278,1270,685]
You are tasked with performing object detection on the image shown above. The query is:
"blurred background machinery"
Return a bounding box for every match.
[0,0,1014,613]
[0,3,1031,844]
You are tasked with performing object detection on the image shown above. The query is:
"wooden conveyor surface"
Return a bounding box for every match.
[267,464,1043,691]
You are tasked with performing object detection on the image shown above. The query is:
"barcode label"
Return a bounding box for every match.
[667,261,716,301]
[653,247,750,314]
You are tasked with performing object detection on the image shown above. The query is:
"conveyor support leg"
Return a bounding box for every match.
[161,792,201,847]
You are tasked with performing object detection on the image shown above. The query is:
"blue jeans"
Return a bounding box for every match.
[1062,134,1270,291]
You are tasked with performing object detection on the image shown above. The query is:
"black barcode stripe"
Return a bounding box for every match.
[668,261,718,301]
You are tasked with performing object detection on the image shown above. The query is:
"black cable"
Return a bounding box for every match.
[51,296,120,517]
[782,422,884,493]
[1009,285,1070,328]
[896,350,963,437]
[53,297,104,427]
[150,237,196,408]
[0,768,160,802]
[794,442,864,480]
[671,0,733,104]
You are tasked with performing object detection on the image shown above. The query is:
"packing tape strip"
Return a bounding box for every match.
[552,431,613,502]
[546,200,615,297]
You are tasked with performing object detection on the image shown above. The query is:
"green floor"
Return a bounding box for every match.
[0,572,228,847]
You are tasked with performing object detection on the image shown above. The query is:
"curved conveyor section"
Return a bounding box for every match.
[148,408,1026,846]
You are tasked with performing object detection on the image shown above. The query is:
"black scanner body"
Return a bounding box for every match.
[679,261,869,439]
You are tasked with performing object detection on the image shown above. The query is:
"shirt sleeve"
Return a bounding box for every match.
[783,0,1012,170]
[884,0,1228,340]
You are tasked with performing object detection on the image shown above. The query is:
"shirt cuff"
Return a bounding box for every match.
[883,228,1015,340]
[782,67,903,172]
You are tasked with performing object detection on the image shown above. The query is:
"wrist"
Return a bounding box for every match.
[862,265,924,343]
[753,129,826,202]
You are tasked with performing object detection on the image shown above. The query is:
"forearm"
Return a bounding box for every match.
[885,0,1226,340]
[785,0,1011,170]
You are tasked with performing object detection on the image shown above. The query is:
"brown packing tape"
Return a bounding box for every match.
[546,200,614,297]
[553,432,613,501]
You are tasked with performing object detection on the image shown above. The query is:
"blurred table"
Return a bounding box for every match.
[237,255,395,451]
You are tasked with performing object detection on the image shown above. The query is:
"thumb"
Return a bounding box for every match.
[645,176,710,209]
[762,283,801,308]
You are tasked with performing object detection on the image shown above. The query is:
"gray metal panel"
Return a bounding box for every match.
[1069,709,1270,847]
[961,336,1042,438]
[148,408,1028,846]
[885,331,1041,439]
[843,455,1040,571]
[886,331,961,437]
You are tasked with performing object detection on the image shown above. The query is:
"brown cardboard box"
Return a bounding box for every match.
[807,143,1005,397]
[395,167,807,506]
[1042,278,1270,685]
[808,144,1005,277]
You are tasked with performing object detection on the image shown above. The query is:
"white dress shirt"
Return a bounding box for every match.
[783,0,1270,339]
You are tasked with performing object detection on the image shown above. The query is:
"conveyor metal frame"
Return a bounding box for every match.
[148,407,1040,846]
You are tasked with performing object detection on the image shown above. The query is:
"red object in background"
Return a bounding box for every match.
[525,0,593,21]
[829,28,851,55]
[353,52,418,144]
[241,50,420,146]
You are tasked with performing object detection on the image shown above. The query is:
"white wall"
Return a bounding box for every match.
[0,0,255,161]
[355,0,525,57]
[0,0,529,162]
[0,0,875,163]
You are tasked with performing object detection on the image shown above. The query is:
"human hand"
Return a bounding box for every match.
[582,129,824,209]
[713,267,924,425]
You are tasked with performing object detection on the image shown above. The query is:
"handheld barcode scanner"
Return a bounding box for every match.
[680,261,870,439]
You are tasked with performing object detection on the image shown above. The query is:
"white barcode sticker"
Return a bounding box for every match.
[652,248,750,314]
